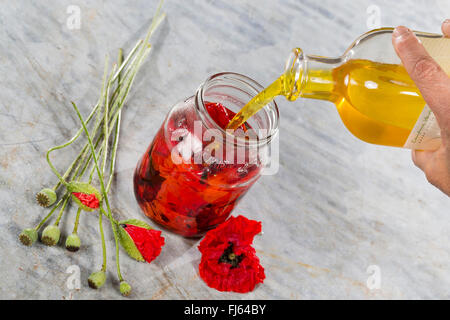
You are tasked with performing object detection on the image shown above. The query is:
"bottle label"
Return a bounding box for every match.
[421,38,450,75]
[403,105,441,150]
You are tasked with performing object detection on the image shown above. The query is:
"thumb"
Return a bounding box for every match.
[392,26,450,123]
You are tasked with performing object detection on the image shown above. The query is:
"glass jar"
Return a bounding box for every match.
[133,72,279,237]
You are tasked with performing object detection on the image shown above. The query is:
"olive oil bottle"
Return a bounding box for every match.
[227,28,450,150]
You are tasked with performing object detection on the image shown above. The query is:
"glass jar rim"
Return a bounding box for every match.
[194,72,279,148]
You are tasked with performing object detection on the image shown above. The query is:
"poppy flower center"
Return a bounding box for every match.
[219,242,244,268]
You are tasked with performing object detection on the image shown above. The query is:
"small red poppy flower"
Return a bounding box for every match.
[119,221,165,263]
[198,215,265,293]
[72,192,100,209]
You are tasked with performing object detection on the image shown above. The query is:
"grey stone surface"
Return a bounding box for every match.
[0,0,449,299]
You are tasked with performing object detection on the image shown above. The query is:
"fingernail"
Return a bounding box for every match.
[443,19,450,26]
[393,26,411,39]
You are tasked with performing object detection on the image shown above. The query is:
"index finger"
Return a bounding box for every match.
[392,26,450,124]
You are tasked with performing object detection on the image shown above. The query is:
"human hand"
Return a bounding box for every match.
[392,21,450,196]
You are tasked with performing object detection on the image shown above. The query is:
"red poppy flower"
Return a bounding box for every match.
[72,192,100,209]
[198,215,265,293]
[122,224,165,263]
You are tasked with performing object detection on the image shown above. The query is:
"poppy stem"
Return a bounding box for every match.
[34,194,66,231]
[70,48,124,238]
[72,101,124,281]
[54,194,70,227]
[99,207,107,272]
[72,208,82,234]
[65,6,164,286]
[46,39,144,194]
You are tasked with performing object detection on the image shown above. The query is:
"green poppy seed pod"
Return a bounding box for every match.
[41,225,61,246]
[19,228,38,246]
[119,281,132,297]
[65,233,81,252]
[88,271,106,289]
[36,188,57,207]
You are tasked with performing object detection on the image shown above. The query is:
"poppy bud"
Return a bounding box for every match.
[119,281,132,297]
[117,219,165,263]
[67,182,102,212]
[65,233,81,252]
[19,228,38,246]
[88,271,106,289]
[36,188,57,207]
[41,225,61,246]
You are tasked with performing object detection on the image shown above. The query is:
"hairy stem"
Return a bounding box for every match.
[47,39,146,192]
[54,194,70,226]
[99,207,107,272]
[34,195,66,230]
[72,101,123,280]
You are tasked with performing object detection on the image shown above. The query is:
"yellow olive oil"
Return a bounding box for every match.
[227,59,425,147]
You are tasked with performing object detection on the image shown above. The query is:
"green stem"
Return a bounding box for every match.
[44,116,110,235]
[46,57,107,188]
[72,208,82,234]
[92,51,124,227]
[49,100,102,189]
[54,194,70,226]
[34,194,66,230]
[118,48,124,83]
[95,57,112,273]
[106,113,121,193]
[39,4,164,273]
[75,136,102,181]
[107,46,152,120]
[101,63,114,175]
[75,47,148,188]
[72,101,124,281]
[53,144,88,191]
[34,15,161,235]
[60,105,109,186]
[99,207,107,272]
[47,39,145,191]
[71,59,120,235]
[106,48,124,194]
[107,49,124,279]
[71,53,123,233]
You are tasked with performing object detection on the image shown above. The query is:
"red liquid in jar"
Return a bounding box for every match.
[133,102,261,237]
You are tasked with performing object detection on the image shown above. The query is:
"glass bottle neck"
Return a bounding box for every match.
[283,48,340,102]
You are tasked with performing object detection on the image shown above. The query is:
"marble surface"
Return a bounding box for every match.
[1,0,449,299]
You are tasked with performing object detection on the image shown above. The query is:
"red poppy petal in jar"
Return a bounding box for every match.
[205,102,250,131]
[157,175,209,217]
[205,102,231,129]
[124,224,165,263]
[142,164,166,202]
[198,215,262,252]
[72,192,100,209]
[151,127,171,158]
